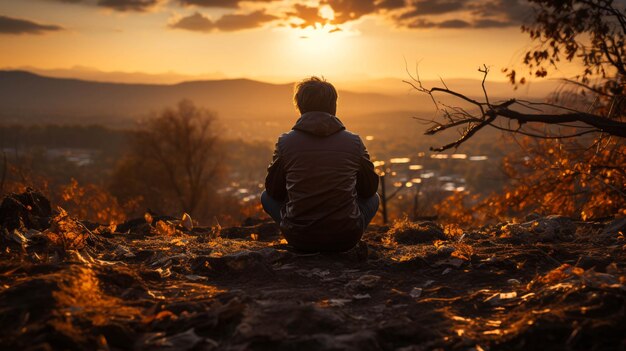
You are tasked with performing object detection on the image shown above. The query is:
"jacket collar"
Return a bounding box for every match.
[292,111,346,137]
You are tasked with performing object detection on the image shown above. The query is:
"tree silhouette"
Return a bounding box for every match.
[111,100,221,217]
[414,0,626,221]
[410,0,625,151]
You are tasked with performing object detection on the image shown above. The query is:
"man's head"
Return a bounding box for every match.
[293,76,338,116]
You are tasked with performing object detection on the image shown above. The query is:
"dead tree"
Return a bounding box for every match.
[405,65,626,152]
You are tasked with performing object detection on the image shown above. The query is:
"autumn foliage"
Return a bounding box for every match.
[436,136,626,226]
[59,179,139,224]
[432,0,626,226]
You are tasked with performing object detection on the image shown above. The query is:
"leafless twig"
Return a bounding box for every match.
[406,65,626,151]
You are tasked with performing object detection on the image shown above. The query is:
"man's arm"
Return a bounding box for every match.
[356,140,379,198]
[265,141,287,201]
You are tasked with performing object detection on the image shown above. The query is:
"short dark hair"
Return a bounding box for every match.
[293,76,338,115]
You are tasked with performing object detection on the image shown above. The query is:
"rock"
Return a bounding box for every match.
[255,247,294,263]
[346,275,381,291]
[0,189,51,232]
[388,221,446,244]
[409,287,423,298]
[436,245,455,256]
[433,257,464,268]
[502,215,576,242]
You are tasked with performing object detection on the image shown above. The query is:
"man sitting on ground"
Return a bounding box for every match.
[261,76,380,252]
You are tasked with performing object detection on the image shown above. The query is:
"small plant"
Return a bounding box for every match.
[45,208,91,250]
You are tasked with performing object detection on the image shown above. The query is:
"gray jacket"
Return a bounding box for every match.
[265,111,379,250]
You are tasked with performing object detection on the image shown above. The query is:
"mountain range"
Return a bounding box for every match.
[0,70,557,127]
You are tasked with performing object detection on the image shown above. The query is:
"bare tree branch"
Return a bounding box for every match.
[408,66,626,151]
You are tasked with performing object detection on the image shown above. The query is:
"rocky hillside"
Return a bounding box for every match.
[0,189,625,350]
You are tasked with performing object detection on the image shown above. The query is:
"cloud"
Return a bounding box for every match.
[170,12,214,31]
[322,0,377,24]
[468,0,532,24]
[437,19,470,28]
[177,0,279,8]
[170,10,277,32]
[473,18,515,28]
[215,10,277,31]
[287,4,329,28]
[406,18,470,28]
[396,0,531,29]
[279,0,530,30]
[376,0,406,10]
[98,0,159,11]
[0,15,63,34]
[51,0,532,31]
[399,0,465,18]
[48,0,159,12]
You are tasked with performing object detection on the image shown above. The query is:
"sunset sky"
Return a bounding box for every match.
[0,0,574,84]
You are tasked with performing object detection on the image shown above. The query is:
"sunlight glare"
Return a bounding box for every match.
[281,16,358,76]
[319,5,335,21]
[294,24,344,52]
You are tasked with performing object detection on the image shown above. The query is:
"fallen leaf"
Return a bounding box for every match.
[185,275,207,282]
[483,329,503,335]
[329,298,351,307]
[451,315,470,322]
[181,213,193,231]
[484,291,517,305]
[409,287,423,298]
[155,267,172,278]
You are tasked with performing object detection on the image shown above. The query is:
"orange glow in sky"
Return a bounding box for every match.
[0,0,572,84]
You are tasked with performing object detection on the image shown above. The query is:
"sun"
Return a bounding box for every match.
[285,4,348,54]
[296,24,342,46]
[277,4,360,76]
[280,23,357,78]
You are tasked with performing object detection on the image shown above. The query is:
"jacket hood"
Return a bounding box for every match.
[292,111,346,137]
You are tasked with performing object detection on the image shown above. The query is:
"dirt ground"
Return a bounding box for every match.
[1,190,625,350]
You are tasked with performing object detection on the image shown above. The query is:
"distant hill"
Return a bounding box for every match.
[0,71,434,126]
[336,77,561,97]
[3,66,228,85]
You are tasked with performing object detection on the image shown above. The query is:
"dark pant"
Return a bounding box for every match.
[261,191,380,230]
